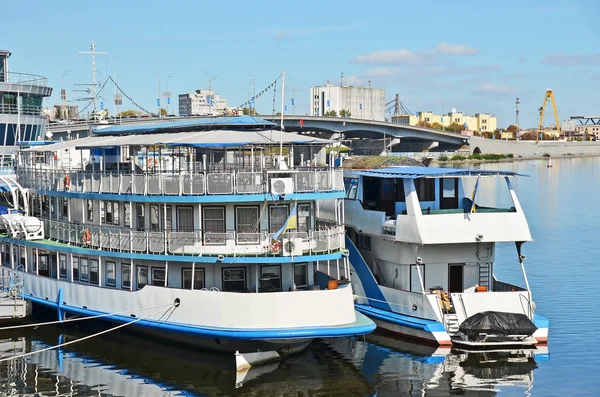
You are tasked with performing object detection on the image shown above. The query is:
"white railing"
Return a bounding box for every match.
[16,168,345,196]
[43,218,345,257]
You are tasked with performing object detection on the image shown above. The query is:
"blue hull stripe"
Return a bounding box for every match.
[28,295,376,339]
[345,236,391,311]
[356,304,446,333]
[0,235,342,264]
[533,314,550,329]
[31,189,345,203]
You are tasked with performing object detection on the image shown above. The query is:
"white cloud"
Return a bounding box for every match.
[471,83,517,95]
[352,42,479,65]
[435,42,478,56]
[542,53,600,66]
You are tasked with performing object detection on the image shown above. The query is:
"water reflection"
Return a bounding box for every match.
[0,328,373,397]
[327,333,549,396]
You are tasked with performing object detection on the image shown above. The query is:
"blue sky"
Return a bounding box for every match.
[3,0,599,128]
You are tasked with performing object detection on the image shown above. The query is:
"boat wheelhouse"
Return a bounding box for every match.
[2,116,374,357]
[343,166,549,347]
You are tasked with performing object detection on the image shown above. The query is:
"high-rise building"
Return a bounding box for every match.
[310,84,385,121]
[178,89,227,116]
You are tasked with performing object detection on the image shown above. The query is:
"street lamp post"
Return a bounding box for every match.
[202,70,217,116]
[61,70,72,119]
[246,71,255,114]
[150,69,160,117]
[165,73,175,116]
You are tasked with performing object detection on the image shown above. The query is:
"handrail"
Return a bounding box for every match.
[0,103,44,116]
[0,71,48,86]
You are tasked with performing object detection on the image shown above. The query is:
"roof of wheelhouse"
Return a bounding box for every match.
[351,166,527,179]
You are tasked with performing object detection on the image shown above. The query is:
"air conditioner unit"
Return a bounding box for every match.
[282,237,305,257]
[270,177,294,195]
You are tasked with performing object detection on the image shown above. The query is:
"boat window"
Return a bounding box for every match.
[177,207,194,232]
[260,265,281,292]
[150,204,160,231]
[203,207,225,233]
[124,203,131,227]
[236,206,259,233]
[395,179,406,202]
[269,205,289,233]
[87,200,93,222]
[222,267,246,292]
[80,258,89,282]
[164,205,172,231]
[136,266,148,290]
[182,268,205,289]
[90,259,99,285]
[121,263,131,289]
[102,202,120,226]
[294,263,308,288]
[73,257,79,281]
[62,198,68,218]
[151,267,166,287]
[38,252,49,277]
[105,261,116,287]
[136,204,145,231]
[344,178,358,200]
[297,203,311,232]
[415,178,435,202]
[59,254,67,279]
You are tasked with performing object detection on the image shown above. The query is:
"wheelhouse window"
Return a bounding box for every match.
[80,258,89,282]
[90,259,99,285]
[344,178,358,199]
[222,267,246,292]
[59,254,67,279]
[203,207,224,233]
[121,263,131,289]
[294,263,308,288]
[269,205,289,233]
[260,265,281,292]
[182,268,205,289]
[415,178,435,202]
[151,267,166,286]
[105,261,116,287]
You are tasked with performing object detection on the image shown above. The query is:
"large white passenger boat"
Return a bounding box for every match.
[343,167,549,347]
[1,116,374,357]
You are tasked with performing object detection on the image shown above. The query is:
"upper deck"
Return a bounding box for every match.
[15,117,345,201]
[344,166,532,244]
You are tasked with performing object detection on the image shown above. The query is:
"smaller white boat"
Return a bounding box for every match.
[547,157,552,167]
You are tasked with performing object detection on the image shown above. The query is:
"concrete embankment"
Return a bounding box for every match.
[469,136,600,156]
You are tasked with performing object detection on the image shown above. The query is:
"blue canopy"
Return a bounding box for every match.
[92,116,276,136]
[356,166,527,179]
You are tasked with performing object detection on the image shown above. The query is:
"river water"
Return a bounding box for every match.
[0,157,598,396]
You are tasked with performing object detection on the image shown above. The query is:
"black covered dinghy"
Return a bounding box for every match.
[459,311,538,341]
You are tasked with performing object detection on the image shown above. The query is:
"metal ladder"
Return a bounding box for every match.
[445,313,460,333]
[479,263,490,289]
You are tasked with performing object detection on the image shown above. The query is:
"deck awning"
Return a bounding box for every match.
[356,167,527,179]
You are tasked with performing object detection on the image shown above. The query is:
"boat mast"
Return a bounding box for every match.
[79,39,108,117]
[279,70,285,166]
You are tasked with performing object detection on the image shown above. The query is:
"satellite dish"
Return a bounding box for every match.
[451,108,457,113]
[45,131,53,139]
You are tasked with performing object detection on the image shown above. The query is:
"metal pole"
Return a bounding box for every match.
[150,69,160,117]
[279,70,285,163]
[61,70,71,120]
[166,73,175,116]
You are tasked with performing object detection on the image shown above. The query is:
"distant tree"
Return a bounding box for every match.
[505,124,519,133]
[243,107,258,115]
[431,122,443,130]
[339,109,352,118]
[160,107,167,116]
[445,122,463,133]
[118,109,142,117]
[55,107,63,120]
[275,112,282,116]
[324,110,338,117]
[417,120,432,128]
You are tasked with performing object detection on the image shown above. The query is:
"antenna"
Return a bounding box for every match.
[279,70,285,166]
[79,39,108,116]
[515,97,520,130]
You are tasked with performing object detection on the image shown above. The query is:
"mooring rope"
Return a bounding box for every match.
[0,304,176,363]
[0,302,176,331]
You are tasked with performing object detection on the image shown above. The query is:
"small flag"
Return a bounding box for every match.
[272,204,297,240]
